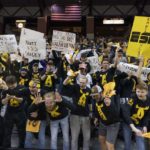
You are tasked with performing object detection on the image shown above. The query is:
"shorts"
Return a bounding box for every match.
[98,122,120,144]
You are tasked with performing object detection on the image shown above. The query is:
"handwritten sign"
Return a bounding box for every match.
[0,35,17,53]
[21,38,46,61]
[117,62,150,81]
[51,30,76,52]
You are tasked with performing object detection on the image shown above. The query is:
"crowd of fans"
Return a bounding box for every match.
[0,35,150,150]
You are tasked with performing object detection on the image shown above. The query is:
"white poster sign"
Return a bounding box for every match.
[88,56,100,74]
[20,28,44,41]
[51,30,76,52]
[117,62,150,81]
[19,28,45,55]
[21,38,46,61]
[0,35,17,53]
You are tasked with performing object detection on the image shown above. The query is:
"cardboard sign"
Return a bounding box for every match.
[26,120,41,133]
[20,28,44,41]
[0,35,17,53]
[117,62,150,81]
[127,16,150,58]
[21,38,46,61]
[51,30,76,52]
[19,28,45,56]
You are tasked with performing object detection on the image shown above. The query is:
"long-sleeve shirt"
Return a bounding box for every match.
[62,84,91,116]
[41,71,56,92]
[96,67,116,88]
[27,98,76,121]
[114,72,138,98]
[122,94,150,127]
[93,95,120,125]
[1,85,26,112]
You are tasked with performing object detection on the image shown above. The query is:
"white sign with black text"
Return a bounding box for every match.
[0,35,17,53]
[117,62,150,81]
[21,38,46,61]
[51,30,76,52]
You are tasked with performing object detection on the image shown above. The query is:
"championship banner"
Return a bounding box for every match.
[0,35,17,53]
[21,38,46,61]
[127,16,150,58]
[51,30,76,52]
[117,62,150,81]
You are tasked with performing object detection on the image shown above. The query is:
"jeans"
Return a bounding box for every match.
[50,116,69,150]
[0,116,4,146]
[3,110,26,148]
[25,120,46,149]
[70,115,91,150]
[122,122,146,150]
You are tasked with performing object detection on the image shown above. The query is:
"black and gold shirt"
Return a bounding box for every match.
[23,89,45,107]
[62,84,91,116]
[1,85,26,112]
[96,67,116,88]
[46,103,68,120]
[41,72,56,92]
[28,99,70,121]
[93,95,120,125]
[18,76,29,87]
[122,95,150,127]
[31,72,41,82]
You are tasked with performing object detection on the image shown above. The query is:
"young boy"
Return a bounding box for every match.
[122,82,150,150]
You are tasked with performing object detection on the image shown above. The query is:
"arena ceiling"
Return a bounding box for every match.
[0,0,149,17]
[0,0,149,7]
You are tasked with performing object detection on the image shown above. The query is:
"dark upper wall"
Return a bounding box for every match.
[1,0,150,7]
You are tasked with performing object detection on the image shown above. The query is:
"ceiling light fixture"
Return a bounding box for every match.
[16,20,26,28]
[103,18,124,24]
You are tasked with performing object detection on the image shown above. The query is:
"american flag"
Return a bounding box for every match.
[51,4,81,21]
